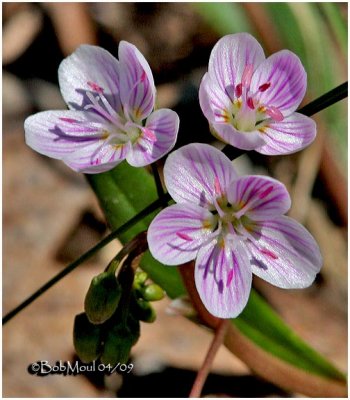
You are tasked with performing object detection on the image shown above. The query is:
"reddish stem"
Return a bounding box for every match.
[189,318,230,398]
[178,263,230,397]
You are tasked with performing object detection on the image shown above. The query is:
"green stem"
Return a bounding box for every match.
[151,162,167,209]
[105,231,148,275]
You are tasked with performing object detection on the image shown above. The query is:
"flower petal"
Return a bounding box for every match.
[126,109,179,167]
[199,73,232,123]
[24,110,108,159]
[24,110,131,173]
[227,175,291,220]
[208,33,265,95]
[247,216,322,288]
[195,238,252,318]
[164,143,238,208]
[251,50,307,116]
[147,203,217,266]
[65,141,131,173]
[211,121,266,150]
[118,41,156,121]
[58,45,122,113]
[256,113,317,155]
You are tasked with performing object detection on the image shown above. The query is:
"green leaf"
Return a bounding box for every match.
[235,290,345,381]
[319,3,348,56]
[86,161,159,242]
[87,163,346,393]
[266,3,347,161]
[193,3,253,35]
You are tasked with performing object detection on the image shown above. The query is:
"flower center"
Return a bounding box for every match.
[212,193,254,240]
[83,81,156,147]
[228,65,284,132]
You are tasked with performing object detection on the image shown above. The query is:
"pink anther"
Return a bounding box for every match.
[235,83,243,98]
[87,81,104,93]
[247,97,255,110]
[266,106,284,122]
[258,82,271,92]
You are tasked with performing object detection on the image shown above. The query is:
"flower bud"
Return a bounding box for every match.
[100,316,140,366]
[84,272,122,324]
[132,297,156,323]
[135,271,148,285]
[73,313,102,363]
[142,284,165,302]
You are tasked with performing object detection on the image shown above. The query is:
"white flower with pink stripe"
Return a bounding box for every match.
[25,42,179,173]
[199,33,316,155]
[147,143,322,318]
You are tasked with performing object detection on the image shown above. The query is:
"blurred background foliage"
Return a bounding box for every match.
[3,2,347,398]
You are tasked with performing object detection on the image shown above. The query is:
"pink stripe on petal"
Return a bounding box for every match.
[176,232,193,241]
[208,33,265,94]
[257,113,316,155]
[195,239,252,318]
[24,110,109,161]
[247,216,322,288]
[250,50,306,116]
[258,185,274,199]
[147,203,217,266]
[118,41,156,121]
[227,175,291,220]
[260,248,278,259]
[164,143,238,207]
[58,45,121,113]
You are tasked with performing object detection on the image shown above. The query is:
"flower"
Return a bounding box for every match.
[199,33,316,155]
[24,42,179,173]
[147,143,322,318]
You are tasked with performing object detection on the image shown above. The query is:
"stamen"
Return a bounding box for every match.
[87,81,104,93]
[247,97,255,110]
[258,82,271,92]
[212,196,226,219]
[266,106,284,122]
[241,64,254,88]
[235,83,242,98]
[176,232,193,241]
[85,92,126,130]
